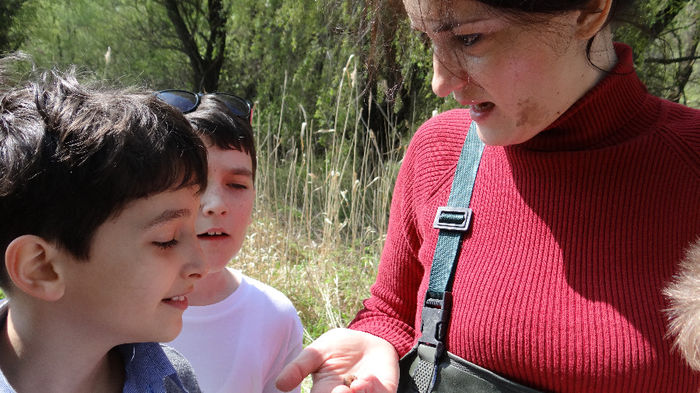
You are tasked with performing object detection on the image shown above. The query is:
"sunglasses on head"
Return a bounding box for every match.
[155,89,253,124]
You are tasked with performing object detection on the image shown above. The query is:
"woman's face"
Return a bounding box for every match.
[405,0,603,145]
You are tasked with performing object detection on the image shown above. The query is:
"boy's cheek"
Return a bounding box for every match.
[194,212,209,233]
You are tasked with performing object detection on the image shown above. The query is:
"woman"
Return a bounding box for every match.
[276,0,700,392]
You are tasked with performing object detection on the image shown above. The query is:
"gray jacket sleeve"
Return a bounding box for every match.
[161,344,202,393]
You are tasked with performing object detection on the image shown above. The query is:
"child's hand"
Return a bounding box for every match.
[275,328,399,393]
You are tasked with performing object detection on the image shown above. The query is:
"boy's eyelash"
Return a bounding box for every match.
[154,239,178,249]
[227,183,247,189]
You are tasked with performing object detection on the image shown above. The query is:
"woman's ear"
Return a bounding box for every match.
[576,0,614,39]
[5,235,65,301]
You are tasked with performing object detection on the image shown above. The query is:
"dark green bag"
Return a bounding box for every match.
[396,123,542,393]
[398,345,543,393]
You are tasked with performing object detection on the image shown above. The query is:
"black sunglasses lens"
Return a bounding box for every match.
[155,90,198,113]
[217,94,250,119]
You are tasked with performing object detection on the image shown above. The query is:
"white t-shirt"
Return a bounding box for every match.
[169,269,303,393]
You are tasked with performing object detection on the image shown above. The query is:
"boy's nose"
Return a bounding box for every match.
[184,240,208,279]
[201,187,228,216]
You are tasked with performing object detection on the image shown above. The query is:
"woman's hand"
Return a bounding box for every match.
[275,328,400,393]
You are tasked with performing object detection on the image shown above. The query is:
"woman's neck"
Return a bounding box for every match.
[587,26,618,85]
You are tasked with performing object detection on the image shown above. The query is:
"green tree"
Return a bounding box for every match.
[0,0,28,53]
[615,0,700,105]
[131,0,229,92]
[6,0,697,143]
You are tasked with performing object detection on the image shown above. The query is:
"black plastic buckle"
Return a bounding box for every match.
[433,207,472,232]
[418,292,452,360]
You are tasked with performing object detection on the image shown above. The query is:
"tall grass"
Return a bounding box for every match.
[234,55,407,344]
[231,56,410,391]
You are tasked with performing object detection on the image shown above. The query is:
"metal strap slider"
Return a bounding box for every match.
[432,206,472,232]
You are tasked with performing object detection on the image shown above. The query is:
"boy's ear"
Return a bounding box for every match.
[5,235,65,301]
[575,0,613,39]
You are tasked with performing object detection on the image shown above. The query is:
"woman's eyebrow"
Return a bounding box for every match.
[412,17,488,34]
[436,15,492,32]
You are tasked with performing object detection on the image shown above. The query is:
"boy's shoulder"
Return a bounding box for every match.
[159,344,201,393]
[0,302,200,393]
[117,343,201,393]
[237,272,300,319]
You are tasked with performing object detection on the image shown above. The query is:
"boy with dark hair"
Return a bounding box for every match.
[0,71,208,393]
[156,91,303,393]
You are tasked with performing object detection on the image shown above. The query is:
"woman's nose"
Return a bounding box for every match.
[431,51,469,98]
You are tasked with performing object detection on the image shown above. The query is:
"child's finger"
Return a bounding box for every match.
[275,346,326,391]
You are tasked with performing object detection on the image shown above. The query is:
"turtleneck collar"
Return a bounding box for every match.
[516,43,652,152]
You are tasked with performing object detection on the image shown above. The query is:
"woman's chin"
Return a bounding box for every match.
[474,120,541,146]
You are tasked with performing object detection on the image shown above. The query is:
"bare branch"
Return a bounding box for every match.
[645,55,700,64]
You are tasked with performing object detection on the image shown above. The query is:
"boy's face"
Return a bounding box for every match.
[196,144,255,273]
[58,186,206,344]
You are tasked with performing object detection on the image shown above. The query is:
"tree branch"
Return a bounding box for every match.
[645,55,700,64]
[162,0,204,77]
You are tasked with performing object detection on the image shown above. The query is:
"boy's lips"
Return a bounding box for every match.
[197,230,230,239]
[163,294,189,310]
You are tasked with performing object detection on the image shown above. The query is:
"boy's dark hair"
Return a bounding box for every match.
[0,70,208,290]
[184,95,257,180]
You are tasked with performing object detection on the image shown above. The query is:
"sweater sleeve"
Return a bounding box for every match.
[348,109,470,356]
[656,99,700,179]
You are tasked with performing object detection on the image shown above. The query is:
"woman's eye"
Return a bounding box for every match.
[456,33,481,47]
[154,239,178,249]
[418,31,431,45]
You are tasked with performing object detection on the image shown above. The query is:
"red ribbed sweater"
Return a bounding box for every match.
[349,44,700,392]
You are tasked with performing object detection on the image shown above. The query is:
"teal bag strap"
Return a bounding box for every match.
[428,121,484,297]
[417,121,484,391]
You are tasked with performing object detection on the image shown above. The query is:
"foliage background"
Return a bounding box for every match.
[0,2,698,387]
[6,0,696,152]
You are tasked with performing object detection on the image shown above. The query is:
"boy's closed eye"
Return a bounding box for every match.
[153,238,179,249]
[226,182,249,190]
[144,210,192,252]
[223,172,253,191]
[151,226,181,250]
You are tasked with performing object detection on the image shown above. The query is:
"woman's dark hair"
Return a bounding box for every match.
[475,0,638,66]
[478,0,636,25]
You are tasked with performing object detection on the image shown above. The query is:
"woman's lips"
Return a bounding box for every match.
[469,102,494,119]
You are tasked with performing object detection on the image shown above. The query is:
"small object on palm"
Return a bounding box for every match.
[342,374,357,387]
